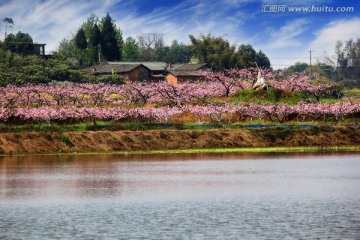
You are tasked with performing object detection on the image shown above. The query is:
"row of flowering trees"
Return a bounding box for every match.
[0,102,358,125]
[0,82,224,107]
[0,71,338,108]
[0,68,356,125]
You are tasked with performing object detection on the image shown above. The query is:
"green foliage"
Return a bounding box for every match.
[124,122,147,130]
[0,49,92,86]
[123,36,139,61]
[266,88,282,102]
[285,62,309,74]
[164,40,192,64]
[189,34,236,70]
[316,38,360,88]
[189,34,270,70]
[96,74,125,85]
[100,13,122,61]
[309,126,320,135]
[56,13,124,65]
[75,28,87,50]
[89,23,101,63]
[257,127,294,142]
[60,135,75,148]
[4,31,34,55]
[255,50,271,68]
[57,39,76,59]
[236,44,257,68]
[90,24,101,47]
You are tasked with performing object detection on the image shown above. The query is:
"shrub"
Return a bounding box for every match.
[60,135,75,148]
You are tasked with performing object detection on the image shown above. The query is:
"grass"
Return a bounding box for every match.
[60,135,75,148]
[4,145,360,157]
[116,146,360,155]
[231,88,307,104]
[1,120,358,133]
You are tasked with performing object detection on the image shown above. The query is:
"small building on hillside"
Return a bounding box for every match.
[87,62,152,82]
[30,44,46,56]
[166,63,211,84]
[141,62,167,81]
[86,62,167,82]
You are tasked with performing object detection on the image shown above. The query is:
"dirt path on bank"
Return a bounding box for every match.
[0,126,359,155]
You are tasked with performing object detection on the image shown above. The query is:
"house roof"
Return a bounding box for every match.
[87,62,149,74]
[167,70,205,77]
[110,62,167,71]
[173,63,209,71]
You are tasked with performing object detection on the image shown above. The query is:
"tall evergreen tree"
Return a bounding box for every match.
[100,13,121,61]
[80,14,100,65]
[74,28,88,66]
[90,24,101,47]
[75,28,87,49]
[90,23,101,62]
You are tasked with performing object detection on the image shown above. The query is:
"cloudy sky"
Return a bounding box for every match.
[0,0,359,68]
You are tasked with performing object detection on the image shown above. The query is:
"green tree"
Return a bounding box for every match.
[255,50,271,68]
[235,44,257,68]
[333,38,360,88]
[0,48,92,86]
[74,28,88,67]
[123,36,139,61]
[189,34,236,70]
[164,40,192,63]
[285,62,309,74]
[75,28,87,49]
[4,31,34,55]
[189,34,271,70]
[90,23,101,62]
[100,13,122,61]
[81,14,100,64]
[90,24,101,47]
[57,38,76,59]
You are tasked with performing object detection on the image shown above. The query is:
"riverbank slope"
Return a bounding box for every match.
[0,125,359,155]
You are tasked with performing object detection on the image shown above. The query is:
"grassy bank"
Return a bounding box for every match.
[2,145,359,157]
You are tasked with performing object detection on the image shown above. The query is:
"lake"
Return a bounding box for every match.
[1,152,359,239]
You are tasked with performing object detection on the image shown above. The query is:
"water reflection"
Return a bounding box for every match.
[1,152,360,239]
[1,152,359,203]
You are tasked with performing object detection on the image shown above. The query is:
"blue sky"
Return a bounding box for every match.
[0,0,359,68]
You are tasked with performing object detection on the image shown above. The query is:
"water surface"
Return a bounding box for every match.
[1,152,359,239]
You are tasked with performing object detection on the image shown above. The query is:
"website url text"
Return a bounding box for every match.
[261,5,354,13]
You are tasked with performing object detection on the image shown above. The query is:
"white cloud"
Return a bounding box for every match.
[267,18,309,49]
[0,0,120,53]
[310,17,360,57]
[0,0,257,53]
[118,0,248,46]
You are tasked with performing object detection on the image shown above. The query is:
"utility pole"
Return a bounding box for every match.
[98,44,101,62]
[309,49,314,75]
